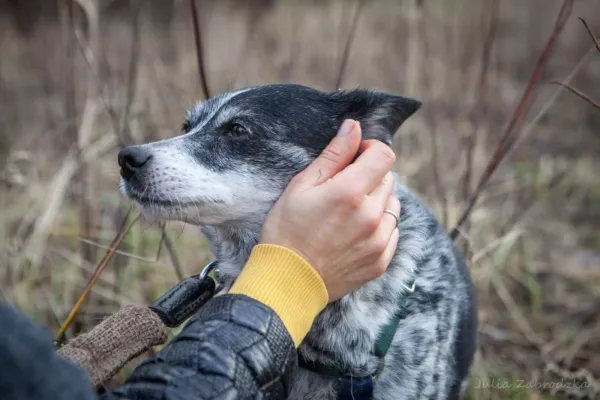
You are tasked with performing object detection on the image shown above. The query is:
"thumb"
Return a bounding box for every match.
[298,119,362,186]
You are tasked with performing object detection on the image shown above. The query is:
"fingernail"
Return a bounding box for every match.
[337,119,355,137]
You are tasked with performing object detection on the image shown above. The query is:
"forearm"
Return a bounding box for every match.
[102,294,297,399]
[0,294,298,400]
[0,245,328,400]
[102,244,327,399]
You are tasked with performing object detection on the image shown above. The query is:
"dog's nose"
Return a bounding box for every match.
[118,146,152,180]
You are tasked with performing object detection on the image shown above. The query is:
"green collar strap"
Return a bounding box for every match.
[299,276,416,379]
[373,278,415,359]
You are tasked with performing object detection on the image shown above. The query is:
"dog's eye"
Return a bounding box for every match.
[181,121,191,133]
[230,123,249,138]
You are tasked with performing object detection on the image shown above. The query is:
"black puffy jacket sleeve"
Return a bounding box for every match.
[0,294,298,400]
[102,294,298,399]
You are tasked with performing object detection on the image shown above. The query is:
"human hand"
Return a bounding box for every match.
[260,119,400,301]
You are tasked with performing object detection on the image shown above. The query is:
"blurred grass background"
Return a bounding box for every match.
[1,0,600,398]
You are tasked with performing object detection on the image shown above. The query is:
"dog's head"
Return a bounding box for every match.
[119,84,420,226]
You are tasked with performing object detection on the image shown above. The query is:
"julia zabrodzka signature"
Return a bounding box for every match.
[473,378,591,390]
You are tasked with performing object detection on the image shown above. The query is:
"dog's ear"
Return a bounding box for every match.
[330,89,421,146]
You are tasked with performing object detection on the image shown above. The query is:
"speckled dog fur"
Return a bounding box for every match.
[119,84,478,400]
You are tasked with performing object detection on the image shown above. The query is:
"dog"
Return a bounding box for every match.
[118,84,478,400]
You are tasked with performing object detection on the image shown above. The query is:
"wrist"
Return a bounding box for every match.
[228,244,328,347]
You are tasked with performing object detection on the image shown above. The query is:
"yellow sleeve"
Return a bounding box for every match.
[228,244,328,347]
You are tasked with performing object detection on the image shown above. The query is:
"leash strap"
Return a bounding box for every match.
[58,261,220,387]
[149,261,218,327]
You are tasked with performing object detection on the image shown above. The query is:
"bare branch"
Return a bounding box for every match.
[190,0,211,99]
[550,81,600,110]
[77,238,158,263]
[22,135,117,273]
[429,122,448,229]
[55,210,140,345]
[449,0,574,240]
[72,27,127,148]
[334,0,365,90]
[509,46,596,156]
[414,1,446,227]
[160,226,184,281]
[120,0,145,145]
[579,17,600,52]
[461,0,499,245]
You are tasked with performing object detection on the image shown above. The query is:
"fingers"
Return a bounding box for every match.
[367,195,400,276]
[373,226,399,278]
[354,193,400,279]
[296,119,362,186]
[332,139,396,195]
[367,171,395,213]
[380,195,401,235]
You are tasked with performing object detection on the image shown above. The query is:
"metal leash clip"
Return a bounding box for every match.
[149,260,219,328]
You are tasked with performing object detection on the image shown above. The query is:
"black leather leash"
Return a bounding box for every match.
[149,260,220,328]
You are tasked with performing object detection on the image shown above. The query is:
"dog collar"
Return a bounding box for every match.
[298,276,416,400]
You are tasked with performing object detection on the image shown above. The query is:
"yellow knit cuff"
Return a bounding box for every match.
[229,244,328,347]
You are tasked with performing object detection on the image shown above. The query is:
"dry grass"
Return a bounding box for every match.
[1,0,600,398]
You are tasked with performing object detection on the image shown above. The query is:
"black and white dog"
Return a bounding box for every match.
[118,84,478,400]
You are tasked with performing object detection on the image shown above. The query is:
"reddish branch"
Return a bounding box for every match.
[190,0,211,99]
[449,0,574,240]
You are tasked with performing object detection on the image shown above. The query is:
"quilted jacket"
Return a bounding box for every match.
[0,295,297,400]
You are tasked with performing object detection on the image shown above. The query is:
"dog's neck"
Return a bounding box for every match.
[200,177,407,289]
[200,218,265,285]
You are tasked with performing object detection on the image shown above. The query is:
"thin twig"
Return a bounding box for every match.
[417,1,447,227]
[449,0,574,240]
[547,20,600,114]
[231,1,267,87]
[550,81,600,110]
[55,210,140,345]
[491,272,544,348]
[504,169,568,230]
[155,222,167,262]
[461,0,499,244]
[429,123,448,229]
[76,238,158,263]
[60,0,77,147]
[120,0,144,145]
[190,0,211,99]
[509,46,595,156]
[579,17,600,52]
[22,134,117,268]
[72,27,124,148]
[334,0,365,90]
[160,226,184,280]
